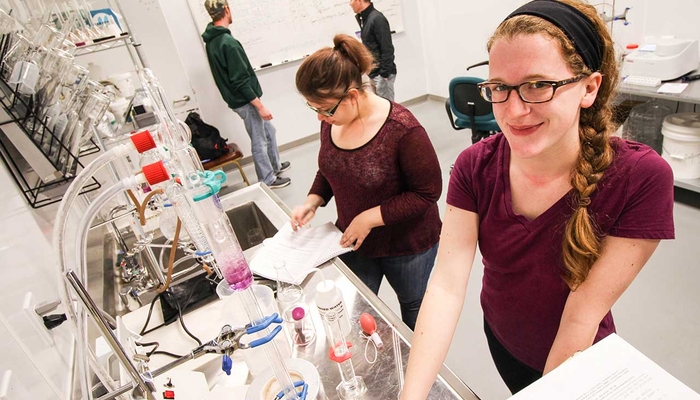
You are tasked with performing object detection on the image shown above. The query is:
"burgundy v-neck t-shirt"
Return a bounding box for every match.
[447,133,675,371]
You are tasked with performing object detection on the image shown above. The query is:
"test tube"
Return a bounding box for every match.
[324,310,367,399]
[289,305,315,346]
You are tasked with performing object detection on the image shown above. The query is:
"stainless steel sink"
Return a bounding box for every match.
[89,201,278,318]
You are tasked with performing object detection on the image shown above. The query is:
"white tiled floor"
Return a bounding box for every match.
[1,99,699,399]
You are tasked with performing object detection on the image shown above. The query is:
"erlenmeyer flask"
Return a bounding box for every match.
[273,261,303,310]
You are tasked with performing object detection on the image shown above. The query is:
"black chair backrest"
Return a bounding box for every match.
[452,82,493,118]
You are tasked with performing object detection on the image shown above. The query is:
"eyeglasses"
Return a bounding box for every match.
[306,87,357,117]
[477,74,588,104]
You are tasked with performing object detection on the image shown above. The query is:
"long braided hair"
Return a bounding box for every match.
[487,0,620,290]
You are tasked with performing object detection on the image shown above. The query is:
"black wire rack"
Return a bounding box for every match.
[0,34,101,208]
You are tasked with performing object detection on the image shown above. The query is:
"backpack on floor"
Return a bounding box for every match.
[185,112,229,161]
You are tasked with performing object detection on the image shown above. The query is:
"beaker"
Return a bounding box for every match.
[3,34,36,87]
[32,24,64,49]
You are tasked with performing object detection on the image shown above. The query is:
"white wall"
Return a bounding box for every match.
[157,0,428,157]
[419,0,700,98]
[417,0,526,98]
[607,0,700,53]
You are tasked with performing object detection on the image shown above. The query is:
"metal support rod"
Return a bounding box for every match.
[89,208,137,230]
[112,0,149,69]
[65,270,157,400]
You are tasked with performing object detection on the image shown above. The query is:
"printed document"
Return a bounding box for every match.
[249,222,352,285]
[510,334,699,399]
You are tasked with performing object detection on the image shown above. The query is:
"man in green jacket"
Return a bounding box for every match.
[203,0,290,189]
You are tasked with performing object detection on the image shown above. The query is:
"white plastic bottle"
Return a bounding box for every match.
[315,279,351,337]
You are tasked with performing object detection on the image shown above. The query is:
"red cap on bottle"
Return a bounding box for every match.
[130,130,156,153]
[626,43,639,49]
[141,161,170,185]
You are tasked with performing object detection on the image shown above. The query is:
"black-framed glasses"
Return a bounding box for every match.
[306,87,357,117]
[477,74,588,104]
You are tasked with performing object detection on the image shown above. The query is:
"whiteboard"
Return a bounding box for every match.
[186,0,404,70]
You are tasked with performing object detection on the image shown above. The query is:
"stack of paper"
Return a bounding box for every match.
[249,222,352,285]
[510,334,700,399]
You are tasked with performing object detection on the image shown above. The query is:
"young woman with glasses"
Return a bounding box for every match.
[291,34,442,330]
[401,0,675,397]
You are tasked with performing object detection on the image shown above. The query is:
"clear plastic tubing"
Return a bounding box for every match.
[52,143,135,399]
[74,178,130,397]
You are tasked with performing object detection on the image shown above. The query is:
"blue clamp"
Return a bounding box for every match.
[192,170,227,202]
[222,354,232,375]
[275,380,309,400]
[225,313,284,351]
[242,313,284,349]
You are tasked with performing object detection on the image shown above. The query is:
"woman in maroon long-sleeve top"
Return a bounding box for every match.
[291,34,442,330]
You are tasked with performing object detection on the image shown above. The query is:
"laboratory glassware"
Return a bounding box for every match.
[288,305,316,346]
[324,310,367,399]
[274,261,304,308]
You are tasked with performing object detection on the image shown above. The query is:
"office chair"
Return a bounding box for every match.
[445,76,501,144]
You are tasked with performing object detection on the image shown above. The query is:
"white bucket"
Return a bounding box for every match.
[661,113,700,180]
[107,72,135,97]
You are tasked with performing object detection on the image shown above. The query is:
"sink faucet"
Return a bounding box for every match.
[119,286,143,311]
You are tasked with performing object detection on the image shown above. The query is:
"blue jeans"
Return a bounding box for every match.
[232,103,281,185]
[372,74,396,102]
[339,243,437,330]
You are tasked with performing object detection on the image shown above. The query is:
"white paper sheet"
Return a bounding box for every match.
[510,334,700,400]
[657,83,689,94]
[249,222,352,285]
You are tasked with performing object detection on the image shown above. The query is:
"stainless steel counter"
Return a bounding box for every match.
[222,184,479,400]
[121,184,479,399]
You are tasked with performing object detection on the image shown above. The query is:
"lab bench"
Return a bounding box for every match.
[618,74,700,193]
[118,183,479,400]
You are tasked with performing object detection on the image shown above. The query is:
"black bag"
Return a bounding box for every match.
[185,112,229,161]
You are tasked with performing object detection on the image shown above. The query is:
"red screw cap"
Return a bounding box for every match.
[130,130,156,153]
[141,161,170,185]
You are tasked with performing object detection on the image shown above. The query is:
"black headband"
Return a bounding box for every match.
[506,0,603,72]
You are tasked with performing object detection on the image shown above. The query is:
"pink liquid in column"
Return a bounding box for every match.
[219,249,253,290]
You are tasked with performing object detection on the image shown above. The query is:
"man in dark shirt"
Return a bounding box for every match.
[350,0,397,101]
[202,0,290,189]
